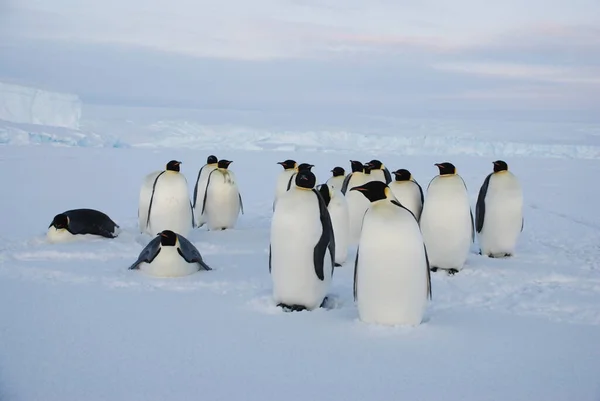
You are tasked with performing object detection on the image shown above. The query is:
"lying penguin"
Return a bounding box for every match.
[47,208,120,243]
[128,230,212,277]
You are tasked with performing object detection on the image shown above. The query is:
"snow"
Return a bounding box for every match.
[1,112,600,400]
[0,82,82,130]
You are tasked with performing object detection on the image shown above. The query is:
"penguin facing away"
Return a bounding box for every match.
[273,159,298,210]
[419,162,474,275]
[389,169,424,221]
[192,155,218,227]
[476,160,524,258]
[317,183,349,266]
[326,167,346,193]
[340,160,366,194]
[270,170,335,312]
[286,163,315,191]
[367,159,392,184]
[351,181,431,326]
[128,230,212,277]
[47,209,120,243]
[139,160,194,238]
[201,159,244,231]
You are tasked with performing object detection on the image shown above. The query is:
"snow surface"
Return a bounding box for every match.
[1,114,600,400]
[0,82,82,129]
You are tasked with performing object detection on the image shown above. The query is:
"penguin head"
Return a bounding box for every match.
[350,181,390,203]
[277,159,297,170]
[49,213,69,230]
[207,155,218,164]
[349,160,364,173]
[363,163,373,174]
[368,159,384,170]
[393,169,412,181]
[218,159,233,169]
[297,163,314,172]
[295,170,316,189]
[493,160,508,173]
[435,162,456,176]
[331,167,345,177]
[316,184,332,206]
[158,230,178,246]
[166,160,181,172]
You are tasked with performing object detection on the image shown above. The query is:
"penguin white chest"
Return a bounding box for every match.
[327,191,350,265]
[138,246,199,277]
[270,189,332,310]
[389,181,423,220]
[420,176,472,270]
[204,170,241,230]
[46,227,78,243]
[479,173,523,256]
[356,202,429,326]
[326,176,345,193]
[274,170,296,203]
[346,188,371,245]
[148,172,193,237]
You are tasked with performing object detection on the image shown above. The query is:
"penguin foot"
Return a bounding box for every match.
[277,303,307,312]
[447,268,459,276]
[319,296,330,309]
[504,253,512,258]
[430,266,439,272]
[334,263,342,267]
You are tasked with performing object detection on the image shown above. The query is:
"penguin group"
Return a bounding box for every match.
[44,154,524,327]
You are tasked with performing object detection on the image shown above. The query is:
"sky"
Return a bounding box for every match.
[1,0,599,120]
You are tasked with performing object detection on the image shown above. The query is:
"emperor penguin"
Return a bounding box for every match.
[367,159,392,184]
[326,167,346,193]
[47,208,120,243]
[351,181,431,326]
[476,160,524,258]
[139,160,194,237]
[389,169,424,221]
[273,159,297,210]
[285,163,315,191]
[345,162,372,245]
[201,159,244,231]
[317,183,349,266]
[270,170,335,312]
[419,162,474,275]
[340,160,366,194]
[192,155,218,227]
[128,230,212,277]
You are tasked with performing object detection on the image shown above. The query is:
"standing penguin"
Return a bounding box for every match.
[367,159,392,184]
[340,160,366,194]
[47,209,120,243]
[128,230,212,277]
[317,183,349,266]
[326,167,346,193]
[351,181,431,326]
[389,169,424,221]
[273,159,297,210]
[476,160,524,258]
[270,170,335,311]
[419,162,474,275]
[201,159,244,231]
[286,163,315,191]
[139,160,194,237]
[346,162,372,245]
[192,155,218,227]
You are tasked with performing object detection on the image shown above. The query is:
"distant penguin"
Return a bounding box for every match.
[340,160,366,194]
[345,162,372,245]
[273,159,297,210]
[128,230,212,277]
[201,159,244,231]
[351,181,431,326]
[367,159,392,184]
[419,162,474,275]
[47,209,120,243]
[476,160,524,258]
[326,167,346,193]
[139,160,194,237]
[389,169,424,221]
[192,155,218,227]
[270,170,335,311]
[317,183,349,266]
[286,163,315,191]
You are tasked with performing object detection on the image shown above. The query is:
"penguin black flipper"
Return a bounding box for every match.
[268,245,272,274]
[415,180,425,205]
[383,167,392,184]
[146,171,166,230]
[128,236,162,270]
[312,188,336,281]
[286,173,297,191]
[521,217,524,232]
[340,173,353,195]
[390,199,418,221]
[476,173,492,233]
[239,193,244,215]
[470,208,475,242]
[63,209,119,238]
[192,165,207,209]
[201,170,216,215]
[190,201,195,227]
[353,246,360,301]
[176,235,212,270]
[424,244,432,300]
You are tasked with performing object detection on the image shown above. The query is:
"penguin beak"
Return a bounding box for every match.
[160,232,168,238]
[277,162,284,165]
[350,186,367,192]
